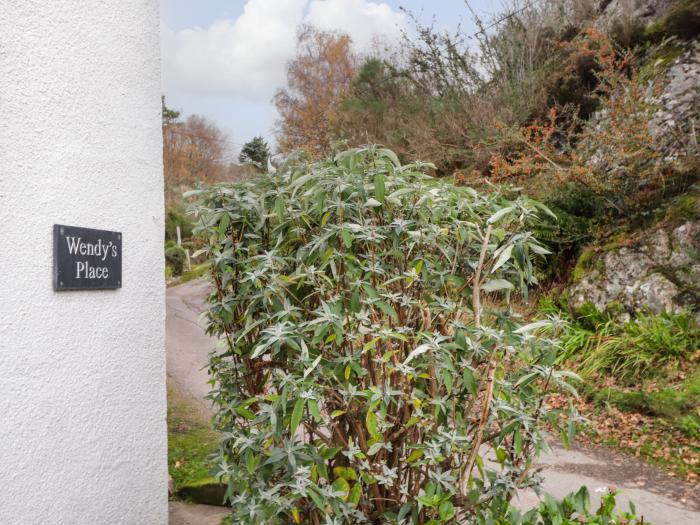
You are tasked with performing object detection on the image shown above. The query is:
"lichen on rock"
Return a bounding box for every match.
[647,41,700,160]
[568,196,700,321]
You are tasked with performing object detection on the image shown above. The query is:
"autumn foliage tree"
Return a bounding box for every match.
[274,25,359,155]
[162,109,228,201]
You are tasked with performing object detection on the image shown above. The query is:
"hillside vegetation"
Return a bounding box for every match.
[168,3,699,519]
[268,0,700,481]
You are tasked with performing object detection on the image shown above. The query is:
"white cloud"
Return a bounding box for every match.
[161,0,406,101]
[162,0,307,100]
[306,0,406,52]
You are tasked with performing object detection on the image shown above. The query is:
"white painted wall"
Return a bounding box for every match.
[0,2,167,524]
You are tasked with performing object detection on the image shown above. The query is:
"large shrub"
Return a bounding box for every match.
[191,147,580,524]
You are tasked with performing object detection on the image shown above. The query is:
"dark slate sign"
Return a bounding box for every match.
[53,224,122,290]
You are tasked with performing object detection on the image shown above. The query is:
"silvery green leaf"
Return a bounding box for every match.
[304,355,323,378]
[514,320,554,334]
[403,344,431,365]
[250,342,269,359]
[529,243,552,255]
[487,206,515,224]
[481,279,514,292]
[367,442,384,456]
[556,370,583,382]
[535,201,558,220]
[378,148,400,166]
[491,244,513,273]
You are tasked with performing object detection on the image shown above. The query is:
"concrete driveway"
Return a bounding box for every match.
[166,279,700,524]
[167,278,217,418]
[169,501,229,525]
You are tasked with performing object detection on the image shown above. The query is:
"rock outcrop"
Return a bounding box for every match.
[648,41,700,160]
[568,195,700,321]
[596,0,680,29]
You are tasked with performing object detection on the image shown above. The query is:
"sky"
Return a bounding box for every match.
[160,0,503,156]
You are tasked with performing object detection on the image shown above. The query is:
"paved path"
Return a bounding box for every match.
[167,278,218,418]
[167,279,225,524]
[166,279,700,524]
[169,501,229,525]
[516,445,699,522]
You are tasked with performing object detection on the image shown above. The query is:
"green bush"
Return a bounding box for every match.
[165,206,193,241]
[179,263,209,285]
[479,486,647,524]
[545,51,600,120]
[165,245,187,276]
[532,183,604,280]
[218,486,648,525]
[192,146,580,524]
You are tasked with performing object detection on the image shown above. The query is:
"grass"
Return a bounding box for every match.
[579,394,700,482]
[166,263,209,287]
[167,379,219,491]
[575,363,700,481]
[179,263,209,284]
[592,369,699,419]
[540,299,700,481]
[545,299,699,383]
[584,367,700,421]
[577,313,698,382]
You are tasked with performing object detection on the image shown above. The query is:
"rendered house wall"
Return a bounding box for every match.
[0,1,167,523]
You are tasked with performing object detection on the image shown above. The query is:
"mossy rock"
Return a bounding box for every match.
[177,478,228,507]
[571,247,598,283]
[644,0,700,42]
[638,43,682,82]
[666,194,699,224]
[566,191,700,322]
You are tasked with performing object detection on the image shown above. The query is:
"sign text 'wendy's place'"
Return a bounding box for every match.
[53,224,122,290]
